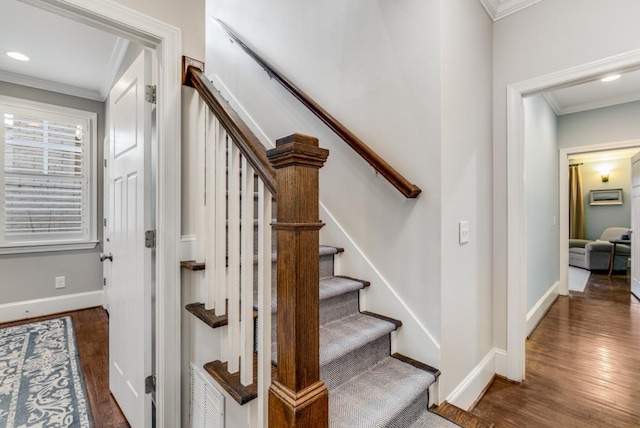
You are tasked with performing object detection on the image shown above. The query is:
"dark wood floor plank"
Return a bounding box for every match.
[0,307,130,427]
[471,273,640,427]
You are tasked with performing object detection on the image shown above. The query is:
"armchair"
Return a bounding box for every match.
[569,227,630,271]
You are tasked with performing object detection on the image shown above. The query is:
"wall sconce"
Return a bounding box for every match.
[601,170,610,182]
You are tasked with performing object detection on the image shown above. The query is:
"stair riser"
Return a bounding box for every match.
[321,335,391,390]
[389,394,430,428]
[270,289,361,358]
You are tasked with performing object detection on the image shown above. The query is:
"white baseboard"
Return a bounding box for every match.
[0,290,103,323]
[446,348,502,411]
[526,281,559,337]
[494,348,508,377]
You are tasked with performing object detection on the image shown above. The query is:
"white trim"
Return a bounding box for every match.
[479,0,542,22]
[446,348,501,411]
[181,234,196,262]
[526,281,559,337]
[0,290,103,323]
[0,70,104,101]
[556,92,640,116]
[558,139,640,296]
[23,1,183,427]
[99,37,131,100]
[320,203,441,360]
[494,348,508,377]
[0,240,98,255]
[506,48,640,382]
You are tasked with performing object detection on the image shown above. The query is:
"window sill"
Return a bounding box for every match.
[0,241,99,255]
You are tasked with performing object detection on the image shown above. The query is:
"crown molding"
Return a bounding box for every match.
[479,0,542,21]
[0,70,104,101]
[555,92,640,116]
[541,92,561,115]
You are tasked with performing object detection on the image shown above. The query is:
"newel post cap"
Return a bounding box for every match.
[267,133,329,169]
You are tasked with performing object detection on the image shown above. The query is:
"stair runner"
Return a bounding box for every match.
[185,243,459,427]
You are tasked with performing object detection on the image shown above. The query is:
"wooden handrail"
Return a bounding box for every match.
[213,19,421,199]
[182,57,277,196]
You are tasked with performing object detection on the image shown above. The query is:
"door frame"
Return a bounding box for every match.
[559,139,640,295]
[506,48,640,382]
[25,0,182,426]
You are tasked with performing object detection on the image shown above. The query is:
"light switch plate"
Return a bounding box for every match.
[55,276,66,289]
[459,221,470,244]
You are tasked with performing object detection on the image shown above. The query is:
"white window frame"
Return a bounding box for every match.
[0,95,98,254]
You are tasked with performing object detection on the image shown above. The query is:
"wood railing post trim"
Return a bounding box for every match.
[182,56,277,196]
[267,133,329,427]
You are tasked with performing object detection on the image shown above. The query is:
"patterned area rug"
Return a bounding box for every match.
[0,316,91,427]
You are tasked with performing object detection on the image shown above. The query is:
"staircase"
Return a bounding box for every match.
[181,58,461,427]
[184,239,452,426]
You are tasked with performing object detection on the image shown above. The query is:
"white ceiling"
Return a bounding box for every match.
[543,69,640,116]
[0,0,128,101]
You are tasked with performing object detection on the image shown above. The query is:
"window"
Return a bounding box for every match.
[0,96,97,253]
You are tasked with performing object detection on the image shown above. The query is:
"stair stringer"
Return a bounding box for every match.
[319,202,442,404]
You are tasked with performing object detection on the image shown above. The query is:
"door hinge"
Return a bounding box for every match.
[103,218,107,227]
[103,278,107,287]
[145,85,157,104]
[104,159,107,168]
[145,230,156,249]
[145,374,156,394]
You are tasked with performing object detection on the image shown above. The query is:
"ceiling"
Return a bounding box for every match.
[543,69,640,116]
[0,0,128,101]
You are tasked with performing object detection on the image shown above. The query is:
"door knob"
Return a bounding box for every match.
[99,252,113,262]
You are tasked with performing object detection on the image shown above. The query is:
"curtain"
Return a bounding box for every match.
[569,164,585,239]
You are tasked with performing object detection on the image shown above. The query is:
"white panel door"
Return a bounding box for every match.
[631,152,640,300]
[108,50,153,428]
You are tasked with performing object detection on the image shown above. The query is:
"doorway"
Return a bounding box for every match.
[17,0,182,425]
[506,49,640,382]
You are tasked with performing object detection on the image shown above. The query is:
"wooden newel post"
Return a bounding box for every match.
[267,133,329,427]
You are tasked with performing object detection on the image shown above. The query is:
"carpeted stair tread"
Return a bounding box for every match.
[328,356,436,428]
[261,273,364,313]
[408,410,461,428]
[319,276,368,300]
[320,313,397,366]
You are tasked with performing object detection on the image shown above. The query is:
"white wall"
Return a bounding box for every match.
[0,82,104,305]
[523,94,558,311]
[492,0,640,350]
[440,0,494,405]
[205,0,443,368]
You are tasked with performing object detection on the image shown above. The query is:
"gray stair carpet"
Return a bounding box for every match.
[266,251,453,427]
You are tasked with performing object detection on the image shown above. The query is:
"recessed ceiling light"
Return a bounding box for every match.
[6,51,29,62]
[601,74,620,82]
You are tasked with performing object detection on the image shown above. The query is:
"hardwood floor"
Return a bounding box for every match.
[0,307,130,428]
[471,272,640,427]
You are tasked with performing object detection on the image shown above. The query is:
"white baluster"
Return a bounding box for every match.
[195,100,207,305]
[227,143,241,373]
[204,111,217,310]
[215,129,227,316]
[240,158,255,386]
[257,182,272,423]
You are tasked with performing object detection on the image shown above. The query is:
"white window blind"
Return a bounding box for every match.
[0,97,96,250]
